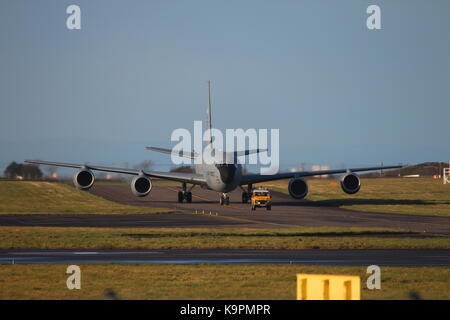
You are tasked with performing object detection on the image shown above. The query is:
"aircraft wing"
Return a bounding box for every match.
[240,165,403,185]
[24,160,207,185]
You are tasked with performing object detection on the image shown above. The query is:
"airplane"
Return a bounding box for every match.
[25,81,403,205]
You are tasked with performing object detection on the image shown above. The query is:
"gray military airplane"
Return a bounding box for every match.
[26,82,402,205]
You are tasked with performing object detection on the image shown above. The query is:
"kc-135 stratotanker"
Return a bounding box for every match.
[26,81,402,205]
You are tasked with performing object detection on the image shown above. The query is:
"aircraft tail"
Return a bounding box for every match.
[206,80,213,146]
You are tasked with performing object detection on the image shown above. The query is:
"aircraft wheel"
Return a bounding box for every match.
[266,205,271,211]
[242,192,248,203]
[219,196,224,206]
[177,191,184,203]
[225,196,230,205]
[185,192,192,203]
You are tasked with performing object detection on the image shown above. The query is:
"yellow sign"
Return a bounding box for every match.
[297,274,360,300]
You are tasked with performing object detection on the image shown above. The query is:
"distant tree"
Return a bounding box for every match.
[4,162,20,179]
[361,162,448,178]
[4,161,42,180]
[133,160,154,172]
[22,164,43,180]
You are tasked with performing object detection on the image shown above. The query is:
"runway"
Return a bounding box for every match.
[1,249,449,267]
[2,184,449,267]
[1,184,449,234]
[88,184,449,234]
[0,212,247,228]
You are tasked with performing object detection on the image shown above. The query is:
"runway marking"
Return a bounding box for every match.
[85,184,450,233]
[167,187,240,209]
[74,252,99,255]
[9,252,74,255]
[167,187,217,202]
[166,187,294,227]
[2,249,450,266]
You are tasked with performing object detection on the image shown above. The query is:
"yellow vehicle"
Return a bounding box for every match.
[251,189,272,211]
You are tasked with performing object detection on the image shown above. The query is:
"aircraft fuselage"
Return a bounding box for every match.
[195,162,242,193]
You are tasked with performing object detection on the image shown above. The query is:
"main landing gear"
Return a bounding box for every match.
[177,191,192,203]
[177,183,193,203]
[240,184,252,204]
[220,193,230,206]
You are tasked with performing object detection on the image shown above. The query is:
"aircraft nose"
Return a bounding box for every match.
[216,164,236,184]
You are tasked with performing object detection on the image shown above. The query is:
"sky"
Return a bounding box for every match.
[1,0,449,174]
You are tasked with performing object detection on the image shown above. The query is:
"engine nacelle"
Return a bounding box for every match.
[288,178,308,199]
[131,175,152,197]
[73,169,95,190]
[340,173,361,194]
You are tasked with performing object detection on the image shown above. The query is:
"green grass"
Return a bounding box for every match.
[0,181,173,214]
[0,264,448,300]
[1,226,448,249]
[258,177,450,217]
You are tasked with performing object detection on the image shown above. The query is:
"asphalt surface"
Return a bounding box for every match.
[94,184,449,234]
[0,212,246,228]
[2,184,449,267]
[1,249,449,266]
[1,184,449,233]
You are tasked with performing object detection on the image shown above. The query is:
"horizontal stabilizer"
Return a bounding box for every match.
[145,146,198,159]
[234,149,267,157]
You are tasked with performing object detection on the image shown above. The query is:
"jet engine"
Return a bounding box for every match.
[288,178,308,199]
[73,169,95,190]
[131,175,152,197]
[340,173,361,194]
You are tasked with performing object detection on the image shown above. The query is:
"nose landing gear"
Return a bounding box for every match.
[220,193,230,206]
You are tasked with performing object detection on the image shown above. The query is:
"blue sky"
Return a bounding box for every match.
[1,0,449,174]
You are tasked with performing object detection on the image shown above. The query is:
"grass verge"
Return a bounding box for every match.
[257,177,450,217]
[0,181,173,214]
[0,227,448,249]
[0,264,448,300]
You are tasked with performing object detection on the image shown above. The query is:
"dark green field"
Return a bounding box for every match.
[0,226,448,250]
[0,264,448,300]
[0,180,448,300]
[258,177,450,217]
[0,181,172,214]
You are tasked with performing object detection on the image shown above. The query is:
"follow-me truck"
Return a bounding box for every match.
[251,188,272,211]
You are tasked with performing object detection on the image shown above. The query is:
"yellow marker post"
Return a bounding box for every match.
[297,274,360,300]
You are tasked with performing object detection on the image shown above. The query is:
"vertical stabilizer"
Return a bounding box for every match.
[206,80,213,146]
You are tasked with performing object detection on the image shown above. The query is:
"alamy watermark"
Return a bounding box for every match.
[66,4,381,31]
[66,5,81,30]
[366,265,381,290]
[66,265,81,290]
[367,5,381,30]
[171,121,280,175]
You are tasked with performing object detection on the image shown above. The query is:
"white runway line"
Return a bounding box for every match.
[73,252,99,255]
